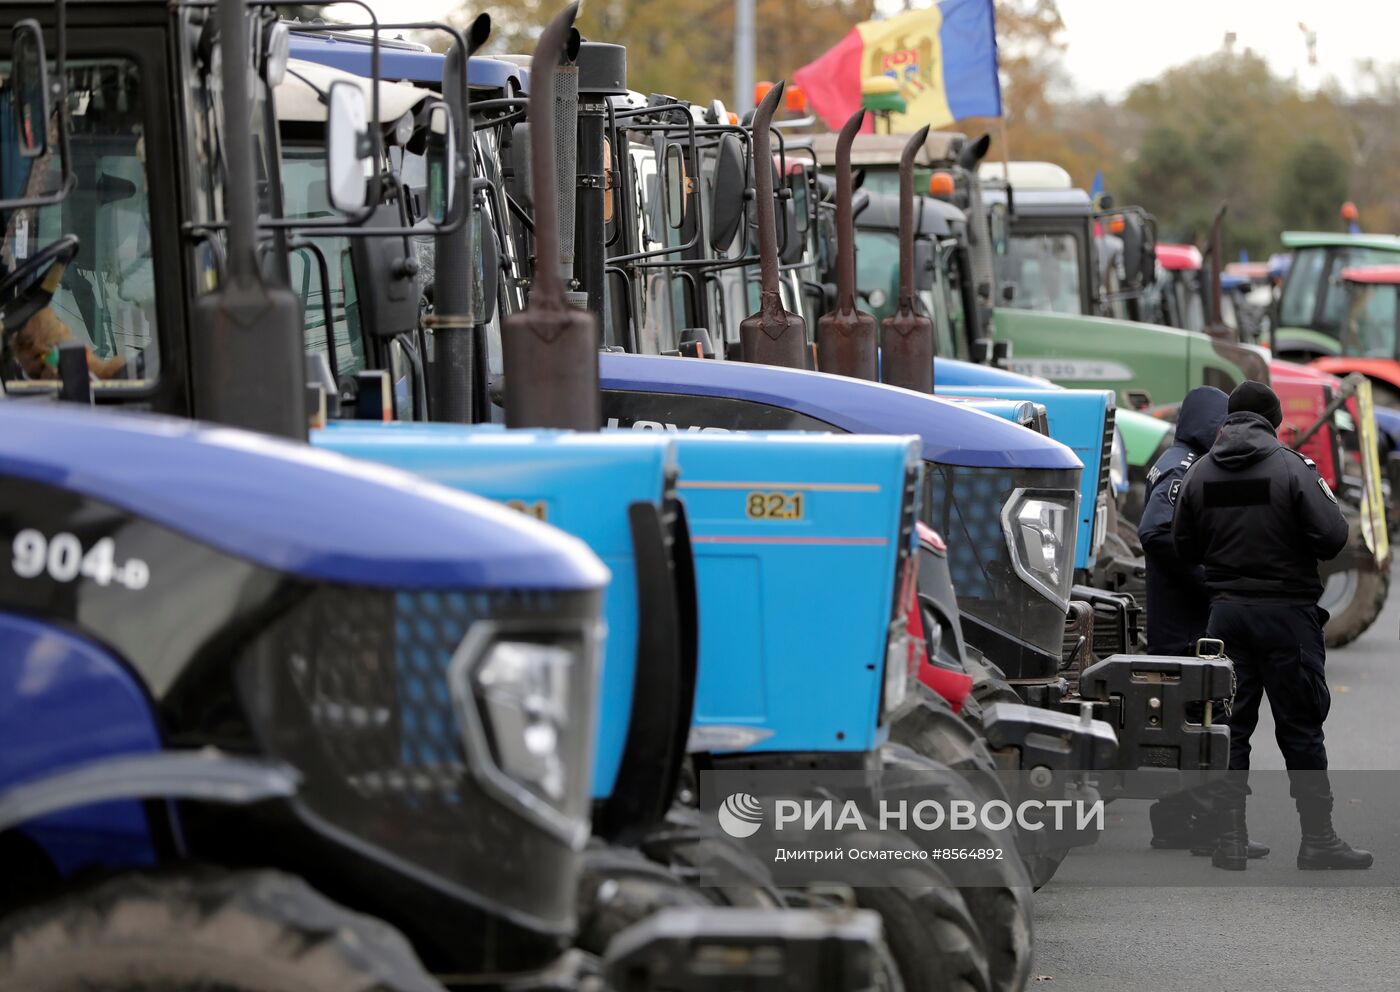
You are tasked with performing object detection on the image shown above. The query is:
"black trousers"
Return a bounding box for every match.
[1208,601,1332,806]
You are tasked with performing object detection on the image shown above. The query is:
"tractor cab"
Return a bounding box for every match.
[1272,231,1400,362]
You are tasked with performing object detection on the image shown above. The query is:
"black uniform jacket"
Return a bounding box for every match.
[1172,411,1350,605]
[1138,386,1229,653]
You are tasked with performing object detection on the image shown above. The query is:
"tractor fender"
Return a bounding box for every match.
[0,751,299,836]
[0,612,297,868]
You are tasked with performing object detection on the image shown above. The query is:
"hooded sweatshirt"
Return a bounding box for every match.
[1137,386,1229,652]
[1172,411,1350,604]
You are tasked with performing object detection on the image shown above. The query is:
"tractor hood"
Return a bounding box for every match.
[0,403,605,591]
[597,352,1080,471]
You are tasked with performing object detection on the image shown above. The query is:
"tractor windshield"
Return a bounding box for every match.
[998,232,1082,315]
[0,58,158,389]
[1279,245,1396,336]
[1341,281,1399,360]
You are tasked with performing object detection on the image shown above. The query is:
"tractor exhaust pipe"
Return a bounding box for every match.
[501,2,600,430]
[431,12,491,424]
[552,30,582,299]
[817,109,877,381]
[190,0,306,439]
[739,81,807,368]
[880,125,933,393]
[1205,202,1228,333]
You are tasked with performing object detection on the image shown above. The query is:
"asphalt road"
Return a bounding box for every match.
[1032,559,1400,991]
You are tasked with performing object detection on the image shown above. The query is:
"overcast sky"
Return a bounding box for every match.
[359,0,1400,99]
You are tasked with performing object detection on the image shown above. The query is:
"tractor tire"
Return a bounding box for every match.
[960,649,1023,719]
[641,806,784,909]
[0,870,444,992]
[855,873,992,992]
[880,743,1034,992]
[1322,558,1391,648]
[576,840,717,955]
[1021,848,1070,891]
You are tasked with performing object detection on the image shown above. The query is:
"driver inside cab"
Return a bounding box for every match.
[8,305,127,381]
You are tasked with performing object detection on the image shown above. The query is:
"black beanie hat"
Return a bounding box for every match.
[1228,380,1282,428]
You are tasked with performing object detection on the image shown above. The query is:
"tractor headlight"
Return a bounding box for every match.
[1109,426,1127,493]
[450,623,600,845]
[883,620,911,717]
[474,640,572,800]
[1001,488,1078,612]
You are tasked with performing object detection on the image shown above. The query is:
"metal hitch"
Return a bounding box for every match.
[979,701,1116,852]
[604,906,883,992]
[1077,651,1234,798]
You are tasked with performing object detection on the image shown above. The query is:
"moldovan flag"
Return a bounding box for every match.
[793,0,1002,132]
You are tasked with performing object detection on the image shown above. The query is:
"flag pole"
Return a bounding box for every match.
[997,114,1012,178]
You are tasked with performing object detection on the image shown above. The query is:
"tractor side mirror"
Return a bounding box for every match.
[988,201,1008,257]
[10,20,50,159]
[1119,216,1142,285]
[709,132,745,251]
[423,101,454,225]
[792,172,810,234]
[912,239,936,291]
[663,143,688,229]
[325,80,371,214]
[349,205,421,337]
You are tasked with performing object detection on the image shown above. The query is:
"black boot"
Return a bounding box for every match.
[1211,805,1250,871]
[1297,798,1373,870]
[1149,792,1205,849]
[1191,838,1269,859]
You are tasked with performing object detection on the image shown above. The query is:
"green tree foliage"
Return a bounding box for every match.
[1113,49,1352,256]
[1275,139,1350,233]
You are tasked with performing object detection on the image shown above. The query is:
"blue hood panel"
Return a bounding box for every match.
[934,357,1059,390]
[316,424,672,797]
[0,404,605,592]
[598,353,1080,471]
[934,385,1113,568]
[288,35,524,90]
[662,432,918,755]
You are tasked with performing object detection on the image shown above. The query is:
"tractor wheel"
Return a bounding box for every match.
[880,742,1034,992]
[0,870,444,992]
[1022,848,1070,890]
[960,649,1023,718]
[1322,558,1391,648]
[1113,513,1144,558]
[855,871,993,992]
[1369,381,1400,410]
[641,806,784,909]
[576,840,717,955]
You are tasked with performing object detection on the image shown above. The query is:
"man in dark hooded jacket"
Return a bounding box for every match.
[1173,381,1371,871]
[1137,386,1251,853]
[1139,385,1229,654]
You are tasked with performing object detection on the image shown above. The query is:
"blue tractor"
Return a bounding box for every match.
[0,2,891,988]
[285,21,1087,992]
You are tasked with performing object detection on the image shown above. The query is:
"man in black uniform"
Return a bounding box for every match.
[1137,386,1259,854]
[1173,381,1371,871]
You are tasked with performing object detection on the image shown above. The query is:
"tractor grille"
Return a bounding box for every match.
[249,588,493,809]
[236,583,598,890]
[1071,583,1140,658]
[1061,600,1094,689]
[1100,406,1116,498]
[926,463,1080,662]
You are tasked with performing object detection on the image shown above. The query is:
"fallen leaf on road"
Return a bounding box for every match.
[1035,977,1055,983]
